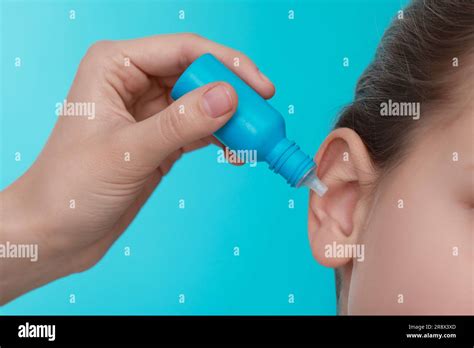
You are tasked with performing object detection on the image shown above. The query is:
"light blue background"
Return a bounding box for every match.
[0,0,406,315]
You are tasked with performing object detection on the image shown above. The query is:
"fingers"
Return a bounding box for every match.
[116,82,238,166]
[211,138,245,166]
[172,136,245,166]
[82,34,275,102]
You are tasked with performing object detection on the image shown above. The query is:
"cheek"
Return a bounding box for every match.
[347,182,472,314]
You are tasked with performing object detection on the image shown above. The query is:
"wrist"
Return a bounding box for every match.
[0,179,75,305]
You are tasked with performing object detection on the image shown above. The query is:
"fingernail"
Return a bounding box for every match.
[202,85,233,118]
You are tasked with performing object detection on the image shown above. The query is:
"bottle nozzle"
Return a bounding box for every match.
[298,169,328,197]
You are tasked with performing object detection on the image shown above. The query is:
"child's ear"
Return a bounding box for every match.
[308,128,376,268]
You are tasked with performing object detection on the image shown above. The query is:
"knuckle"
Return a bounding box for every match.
[182,32,202,41]
[157,107,185,145]
[227,49,252,67]
[236,51,252,66]
[84,40,117,63]
[233,49,244,58]
[79,40,124,81]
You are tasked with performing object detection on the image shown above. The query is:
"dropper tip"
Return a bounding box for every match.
[309,177,328,197]
[299,170,328,197]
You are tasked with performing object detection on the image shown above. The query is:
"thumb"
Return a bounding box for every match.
[119,82,237,166]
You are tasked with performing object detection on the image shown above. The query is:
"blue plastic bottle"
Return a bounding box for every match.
[171,53,327,196]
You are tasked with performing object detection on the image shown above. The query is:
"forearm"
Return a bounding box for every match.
[0,180,74,305]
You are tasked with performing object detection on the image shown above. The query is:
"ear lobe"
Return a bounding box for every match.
[308,128,375,268]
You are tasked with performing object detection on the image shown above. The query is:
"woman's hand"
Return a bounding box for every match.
[0,33,274,304]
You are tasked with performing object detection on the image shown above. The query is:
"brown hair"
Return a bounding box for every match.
[335,0,474,171]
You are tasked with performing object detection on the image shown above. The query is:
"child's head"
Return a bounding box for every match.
[308,0,473,314]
